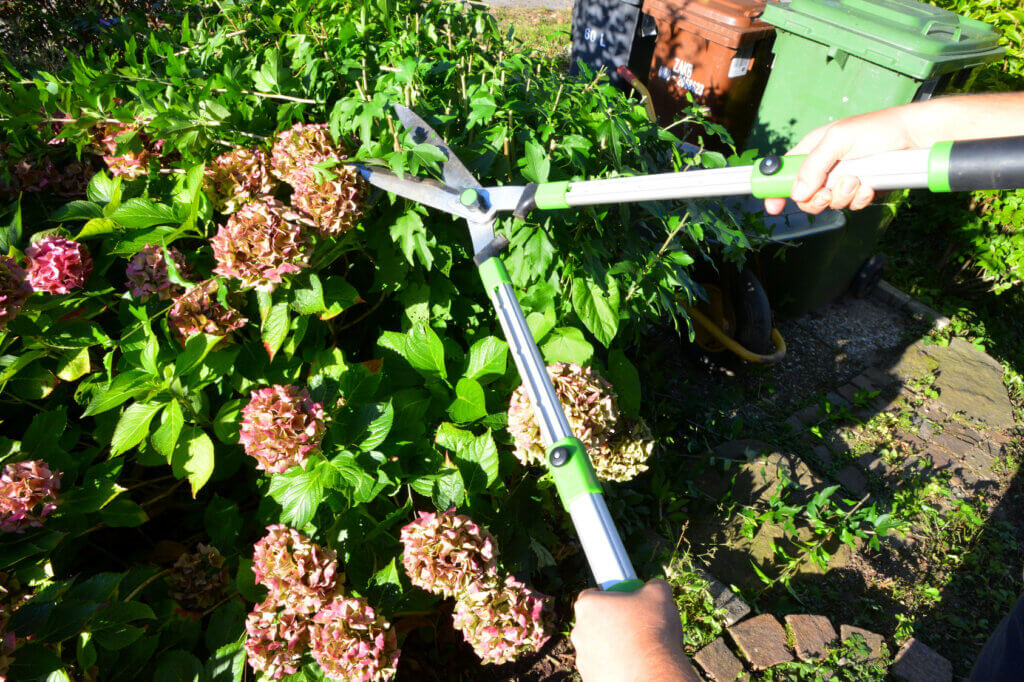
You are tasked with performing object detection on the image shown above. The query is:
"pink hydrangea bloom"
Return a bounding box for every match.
[244,598,309,680]
[291,168,367,237]
[252,525,339,614]
[167,279,248,346]
[166,544,229,610]
[400,509,498,598]
[203,147,277,214]
[309,596,400,682]
[507,362,654,481]
[0,256,31,330]
[24,236,92,294]
[211,199,311,291]
[125,244,190,301]
[269,123,339,185]
[0,460,60,533]
[452,575,553,665]
[91,121,164,181]
[239,385,326,474]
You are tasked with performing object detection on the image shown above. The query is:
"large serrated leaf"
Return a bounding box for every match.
[170,427,215,497]
[83,370,155,417]
[571,272,620,347]
[109,198,178,229]
[261,302,290,362]
[110,402,163,456]
[464,337,508,383]
[151,400,184,459]
[268,466,323,527]
[447,378,486,423]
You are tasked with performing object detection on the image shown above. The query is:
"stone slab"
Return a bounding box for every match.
[694,637,747,682]
[919,338,1013,428]
[696,570,751,626]
[840,625,885,661]
[891,638,952,682]
[785,614,837,661]
[728,614,794,670]
[836,465,867,496]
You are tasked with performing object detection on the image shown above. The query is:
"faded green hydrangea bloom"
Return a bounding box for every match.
[453,574,553,665]
[166,544,229,610]
[211,198,311,291]
[239,385,326,474]
[399,509,497,598]
[204,147,277,214]
[167,279,247,345]
[244,598,309,680]
[309,596,400,682]
[252,525,340,615]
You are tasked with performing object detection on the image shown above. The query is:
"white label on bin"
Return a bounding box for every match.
[583,26,607,47]
[728,44,754,78]
[657,59,706,97]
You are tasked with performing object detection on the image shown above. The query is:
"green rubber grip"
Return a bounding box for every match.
[605,579,644,593]
[928,141,953,193]
[478,256,512,291]
[547,437,602,505]
[750,155,806,199]
[534,181,570,209]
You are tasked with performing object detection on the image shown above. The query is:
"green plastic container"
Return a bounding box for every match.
[744,0,1004,316]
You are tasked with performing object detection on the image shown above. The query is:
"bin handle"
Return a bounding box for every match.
[921,19,961,41]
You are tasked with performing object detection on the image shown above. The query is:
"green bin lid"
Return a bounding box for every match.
[762,0,1005,79]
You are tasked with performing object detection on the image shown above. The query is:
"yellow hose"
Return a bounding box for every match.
[688,306,787,364]
[616,66,658,124]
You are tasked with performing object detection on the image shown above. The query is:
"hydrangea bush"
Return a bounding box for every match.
[0,0,741,678]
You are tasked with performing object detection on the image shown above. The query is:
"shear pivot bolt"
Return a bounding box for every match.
[460,188,480,207]
[549,446,572,467]
[758,155,782,176]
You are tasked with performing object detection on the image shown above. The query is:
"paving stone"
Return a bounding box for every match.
[694,637,747,681]
[944,421,985,445]
[695,570,751,626]
[916,421,934,440]
[850,374,878,392]
[713,440,773,461]
[794,404,823,426]
[728,614,794,670]
[857,453,894,479]
[891,341,941,384]
[812,445,834,467]
[784,614,837,661]
[836,383,862,405]
[840,625,885,661]
[785,415,804,435]
[919,338,1014,428]
[836,465,867,496]
[825,391,849,408]
[862,366,899,389]
[891,638,952,682]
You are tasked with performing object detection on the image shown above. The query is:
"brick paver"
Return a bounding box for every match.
[728,614,793,670]
[835,465,867,496]
[784,614,837,661]
[840,625,885,661]
[694,637,747,681]
[891,638,952,682]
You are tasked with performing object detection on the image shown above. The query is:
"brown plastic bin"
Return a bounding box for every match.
[643,0,775,147]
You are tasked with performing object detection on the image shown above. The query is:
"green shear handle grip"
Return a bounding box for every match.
[929,136,1024,192]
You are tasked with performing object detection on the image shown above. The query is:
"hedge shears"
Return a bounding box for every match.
[358,106,1024,592]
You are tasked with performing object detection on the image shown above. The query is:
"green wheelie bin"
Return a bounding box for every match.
[744,0,1005,316]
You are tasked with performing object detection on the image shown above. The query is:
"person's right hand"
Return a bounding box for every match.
[764,107,918,216]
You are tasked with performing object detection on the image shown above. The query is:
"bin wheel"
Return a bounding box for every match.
[851,254,889,298]
[732,264,774,355]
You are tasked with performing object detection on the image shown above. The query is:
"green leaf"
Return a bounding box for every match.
[358,401,394,450]
[390,209,433,270]
[204,495,242,550]
[521,140,550,183]
[141,331,159,376]
[87,172,121,206]
[170,427,215,497]
[268,466,323,527]
[526,308,557,343]
[322,454,377,503]
[109,199,178,229]
[321,276,362,320]
[153,650,202,682]
[174,333,221,377]
[432,468,465,510]
[406,323,446,380]
[204,642,245,682]
[447,378,486,423]
[75,217,117,240]
[55,347,91,382]
[571,272,620,347]
[51,201,103,222]
[607,349,641,416]
[212,399,244,445]
[0,196,21,255]
[261,302,290,362]
[436,424,499,492]
[99,497,149,527]
[541,327,594,365]
[151,400,184,459]
[290,273,326,315]
[464,337,508,383]
[83,370,155,417]
[205,601,245,657]
[110,402,163,456]
[77,633,97,672]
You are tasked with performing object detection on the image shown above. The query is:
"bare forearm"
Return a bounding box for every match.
[892,93,1024,146]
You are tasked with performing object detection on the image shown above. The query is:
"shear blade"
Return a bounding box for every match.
[394,104,482,191]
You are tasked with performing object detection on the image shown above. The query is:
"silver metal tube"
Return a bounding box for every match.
[568,494,637,589]
[490,284,572,446]
[564,165,753,206]
[828,148,931,191]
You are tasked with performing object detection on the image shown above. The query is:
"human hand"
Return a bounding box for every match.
[764,107,917,216]
[570,579,701,682]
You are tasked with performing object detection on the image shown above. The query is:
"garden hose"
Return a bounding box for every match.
[616,66,658,124]
[687,305,787,364]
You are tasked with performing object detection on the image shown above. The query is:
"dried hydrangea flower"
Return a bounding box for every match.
[167,279,247,346]
[453,575,553,665]
[290,167,367,237]
[598,417,655,482]
[166,544,229,610]
[309,596,400,682]
[0,256,31,330]
[244,598,309,680]
[0,460,60,533]
[55,159,95,199]
[239,385,326,474]
[211,199,311,291]
[269,123,339,185]
[91,121,163,181]
[204,147,277,214]
[125,244,190,301]
[507,362,618,468]
[0,630,14,681]
[252,525,339,614]
[400,509,498,598]
[24,236,93,294]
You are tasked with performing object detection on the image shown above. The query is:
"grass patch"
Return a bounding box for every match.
[488,6,572,64]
